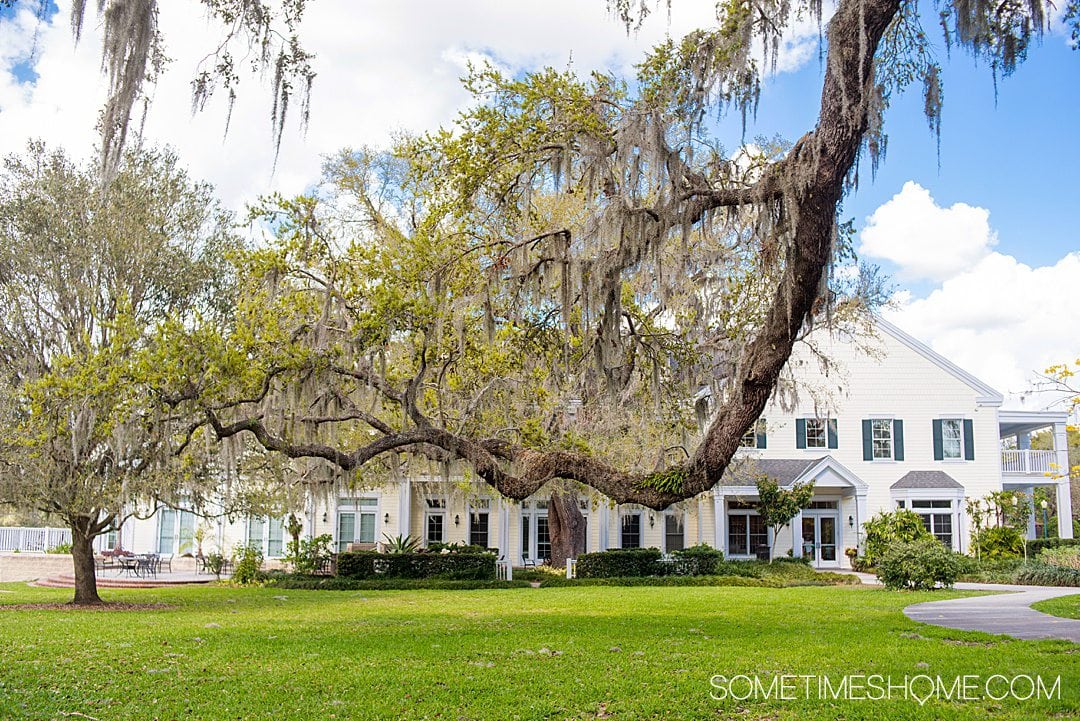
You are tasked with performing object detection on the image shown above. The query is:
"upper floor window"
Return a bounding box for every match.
[862,418,905,461]
[740,419,767,449]
[933,418,974,461]
[797,417,836,450]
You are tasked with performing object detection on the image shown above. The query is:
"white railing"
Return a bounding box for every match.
[566,558,577,579]
[0,527,72,553]
[1001,449,1057,475]
[496,558,513,581]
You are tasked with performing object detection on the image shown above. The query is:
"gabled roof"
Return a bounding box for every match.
[720,458,818,486]
[719,455,868,493]
[890,470,964,490]
[877,318,1004,407]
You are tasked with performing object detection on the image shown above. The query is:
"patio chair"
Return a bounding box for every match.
[157,553,173,573]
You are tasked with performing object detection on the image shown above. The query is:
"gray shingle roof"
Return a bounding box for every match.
[890,470,964,490]
[720,457,822,486]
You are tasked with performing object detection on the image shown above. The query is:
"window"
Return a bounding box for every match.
[797,417,836,449]
[246,517,265,549]
[935,418,972,461]
[520,500,551,562]
[872,419,893,459]
[806,418,827,448]
[621,513,642,549]
[911,500,953,548]
[727,504,768,556]
[338,498,378,552]
[469,500,490,548]
[425,498,447,546]
[664,513,685,552]
[267,517,284,557]
[740,419,766,449]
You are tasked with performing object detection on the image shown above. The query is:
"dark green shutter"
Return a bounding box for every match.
[893,419,905,461]
[862,420,873,461]
[827,418,838,449]
[756,420,767,450]
[796,418,806,449]
[932,419,944,461]
[963,419,975,460]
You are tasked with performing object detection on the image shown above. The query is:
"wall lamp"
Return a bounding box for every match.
[322,512,327,523]
[454,514,460,526]
[648,514,655,527]
[384,513,390,524]
[848,515,854,529]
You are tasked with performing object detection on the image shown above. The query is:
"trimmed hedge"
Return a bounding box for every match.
[270,574,526,591]
[668,544,725,576]
[337,551,496,580]
[576,548,663,578]
[1027,537,1080,555]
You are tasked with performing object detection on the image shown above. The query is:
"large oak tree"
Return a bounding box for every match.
[151,0,1071,533]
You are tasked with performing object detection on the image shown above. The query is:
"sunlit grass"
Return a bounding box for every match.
[0,582,1075,720]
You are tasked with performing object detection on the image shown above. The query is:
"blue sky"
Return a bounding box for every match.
[0,0,1076,405]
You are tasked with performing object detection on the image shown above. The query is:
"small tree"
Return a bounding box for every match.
[755,477,815,562]
[0,144,238,604]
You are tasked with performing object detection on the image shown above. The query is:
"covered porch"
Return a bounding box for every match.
[712,456,868,569]
[998,409,1073,539]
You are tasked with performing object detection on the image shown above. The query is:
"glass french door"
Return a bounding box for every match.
[801,514,839,566]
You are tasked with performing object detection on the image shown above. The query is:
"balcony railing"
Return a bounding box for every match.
[1001,449,1057,475]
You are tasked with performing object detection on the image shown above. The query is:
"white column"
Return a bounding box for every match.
[792,509,804,558]
[713,492,725,553]
[1025,486,1038,540]
[855,492,869,553]
[598,503,610,550]
[498,497,510,556]
[398,477,412,539]
[1053,422,1074,538]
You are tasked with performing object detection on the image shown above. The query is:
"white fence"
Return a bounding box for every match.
[0,527,72,553]
[1001,449,1057,475]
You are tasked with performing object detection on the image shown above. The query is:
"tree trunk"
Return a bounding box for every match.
[548,490,586,569]
[70,519,102,605]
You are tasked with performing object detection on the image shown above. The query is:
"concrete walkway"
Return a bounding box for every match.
[850,570,1080,642]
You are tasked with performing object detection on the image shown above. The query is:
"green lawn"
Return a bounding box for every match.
[1033,595,1080,620]
[0,582,1075,720]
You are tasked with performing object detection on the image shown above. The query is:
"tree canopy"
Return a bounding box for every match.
[145,0,1071,512]
[0,144,240,602]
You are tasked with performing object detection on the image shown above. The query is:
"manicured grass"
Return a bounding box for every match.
[1033,594,1080,619]
[0,582,1075,720]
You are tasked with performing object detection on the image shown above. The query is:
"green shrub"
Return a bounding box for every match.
[46,542,72,554]
[232,543,266,585]
[875,538,962,591]
[576,548,662,578]
[973,526,1025,559]
[1015,562,1080,587]
[1027,537,1080,555]
[269,574,527,591]
[669,544,724,575]
[284,534,334,574]
[863,510,933,566]
[336,551,496,580]
[426,541,490,554]
[1038,546,1080,570]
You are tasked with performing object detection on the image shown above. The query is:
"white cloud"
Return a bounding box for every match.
[0,0,826,212]
[859,181,998,282]
[873,191,1080,409]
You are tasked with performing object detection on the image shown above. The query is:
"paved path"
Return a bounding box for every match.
[900,579,1080,642]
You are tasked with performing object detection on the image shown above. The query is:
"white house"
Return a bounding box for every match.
[107,319,1074,569]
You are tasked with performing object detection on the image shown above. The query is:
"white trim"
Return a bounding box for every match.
[877,318,1003,406]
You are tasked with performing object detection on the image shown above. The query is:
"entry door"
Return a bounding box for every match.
[802,515,839,567]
